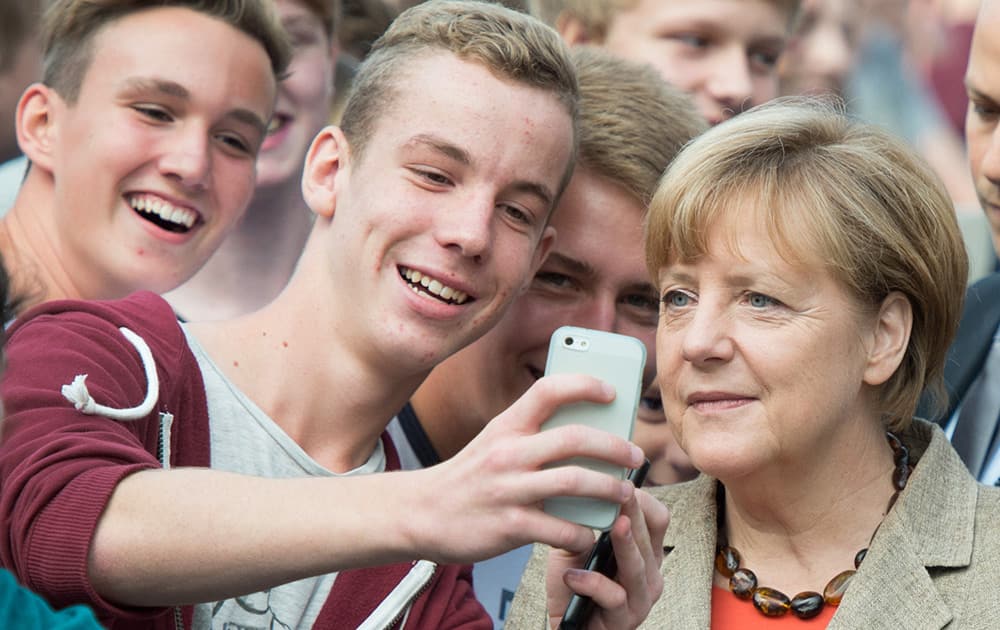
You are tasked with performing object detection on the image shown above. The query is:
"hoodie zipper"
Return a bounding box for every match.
[358,560,438,630]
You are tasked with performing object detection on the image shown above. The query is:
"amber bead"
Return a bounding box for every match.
[823,569,855,605]
[716,546,740,577]
[729,568,757,600]
[854,548,867,568]
[753,587,791,617]
[790,592,825,619]
[892,463,912,491]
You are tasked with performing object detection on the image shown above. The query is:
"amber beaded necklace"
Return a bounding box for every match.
[714,432,911,620]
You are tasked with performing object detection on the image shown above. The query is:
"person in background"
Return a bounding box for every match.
[512,97,1000,628]
[0,0,47,211]
[166,0,341,321]
[0,3,667,628]
[387,46,705,627]
[0,0,289,320]
[528,0,801,125]
[777,0,859,97]
[922,0,1000,487]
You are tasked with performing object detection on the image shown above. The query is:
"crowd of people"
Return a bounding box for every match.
[0,0,997,628]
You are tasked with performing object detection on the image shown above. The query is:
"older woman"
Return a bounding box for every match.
[509,98,1000,629]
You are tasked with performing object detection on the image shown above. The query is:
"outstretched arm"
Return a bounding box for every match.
[86,373,645,606]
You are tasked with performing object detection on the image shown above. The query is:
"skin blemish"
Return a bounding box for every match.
[282,341,288,348]
[233,360,239,367]
[136,248,145,256]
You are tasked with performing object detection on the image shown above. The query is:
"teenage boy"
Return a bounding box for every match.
[0,0,290,318]
[387,46,706,627]
[528,0,800,125]
[0,3,668,629]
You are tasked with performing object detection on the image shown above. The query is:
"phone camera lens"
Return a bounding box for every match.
[564,337,574,346]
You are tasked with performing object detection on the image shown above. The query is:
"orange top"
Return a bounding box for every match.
[711,586,837,629]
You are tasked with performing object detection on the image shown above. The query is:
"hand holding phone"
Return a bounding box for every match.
[559,459,651,630]
[541,327,646,531]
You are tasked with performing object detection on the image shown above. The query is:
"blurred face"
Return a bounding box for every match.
[779,0,859,96]
[634,382,698,486]
[258,0,337,187]
[600,0,789,124]
[430,169,659,423]
[655,211,879,481]
[966,0,1000,244]
[319,53,570,370]
[38,7,276,298]
[0,35,42,162]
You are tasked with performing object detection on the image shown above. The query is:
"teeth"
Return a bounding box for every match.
[401,267,469,304]
[127,194,197,229]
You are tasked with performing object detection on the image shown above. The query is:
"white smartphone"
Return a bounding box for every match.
[541,326,647,531]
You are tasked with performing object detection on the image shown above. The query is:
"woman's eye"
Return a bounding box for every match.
[663,290,691,308]
[747,292,777,308]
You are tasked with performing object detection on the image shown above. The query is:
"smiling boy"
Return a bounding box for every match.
[0,0,289,318]
[0,2,667,628]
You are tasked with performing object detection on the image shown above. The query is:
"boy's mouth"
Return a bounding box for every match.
[399,267,471,305]
[128,194,197,234]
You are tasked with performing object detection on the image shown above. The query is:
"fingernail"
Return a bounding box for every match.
[565,568,587,582]
[621,481,635,501]
[603,382,616,398]
[630,444,644,465]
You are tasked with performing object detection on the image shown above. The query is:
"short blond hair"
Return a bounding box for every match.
[340,0,580,194]
[572,46,705,207]
[41,0,291,104]
[530,0,802,42]
[645,97,967,430]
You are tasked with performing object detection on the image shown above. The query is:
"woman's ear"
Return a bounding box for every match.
[16,83,60,172]
[863,291,913,386]
[301,125,350,220]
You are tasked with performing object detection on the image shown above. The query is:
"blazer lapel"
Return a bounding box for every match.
[649,475,717,630]
[943,273,1000,419]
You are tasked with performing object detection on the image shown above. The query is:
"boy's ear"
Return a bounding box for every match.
[302,125,350,219]
[16,83,60,172]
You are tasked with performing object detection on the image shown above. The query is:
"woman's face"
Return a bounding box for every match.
[257,0,337,188]
[654,211,882,481]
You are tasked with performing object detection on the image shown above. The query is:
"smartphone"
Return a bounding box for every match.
[541,326,646,531]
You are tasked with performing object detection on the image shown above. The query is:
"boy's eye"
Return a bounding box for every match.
[134,105,172,122]
[218,134,251,154]
[502,204,532,225]
[534,271,573,289]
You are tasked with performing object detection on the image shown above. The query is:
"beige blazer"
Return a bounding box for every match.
[508,420,1000,629]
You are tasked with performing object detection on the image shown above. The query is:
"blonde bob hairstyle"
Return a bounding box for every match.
[644,97,968,431]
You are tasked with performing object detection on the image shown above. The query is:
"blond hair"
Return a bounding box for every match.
[572,46,705,207]
[645,97,968,430]
[41,0,292,104]
[340,0,579,192]
[530,0,802,41]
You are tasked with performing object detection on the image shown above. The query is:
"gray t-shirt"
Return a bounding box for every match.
[184,327,385,630]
